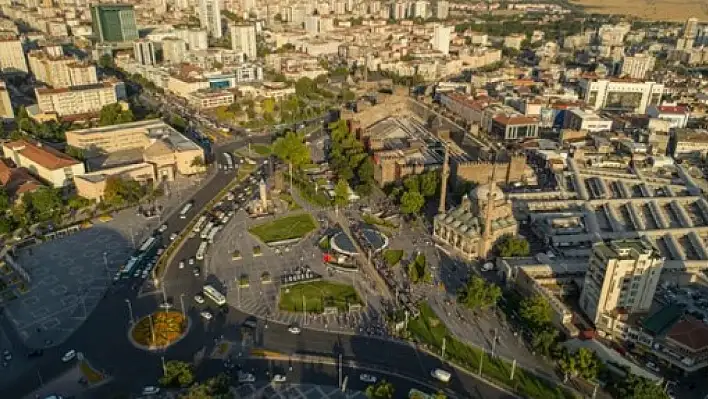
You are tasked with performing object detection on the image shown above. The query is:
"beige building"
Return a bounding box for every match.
[162,37,187,64]
[1,139,85,188]
[66,120,205,200]
[74,162,156,202]
[28,51,98,88]
[620,53,656,79]
[0,81,14,121]
[188,89,235,109]
[34,80,124,117]
[433,183,518,260]
[0,37,28,74]
[580,238,664,327]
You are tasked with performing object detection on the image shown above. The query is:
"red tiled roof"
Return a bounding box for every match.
[4,140,80,170]
[656,105,689,115]
[666,316,708,352]
[493,114,538,125]
[0,159,42,197]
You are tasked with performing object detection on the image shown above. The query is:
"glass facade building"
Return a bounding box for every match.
[91,5,138,43]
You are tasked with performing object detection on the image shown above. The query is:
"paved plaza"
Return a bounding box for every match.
[236,383,367,399]
[207,210,384,334]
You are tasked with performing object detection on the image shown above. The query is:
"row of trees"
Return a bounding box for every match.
[457,276,502,310]
[365,379,446,399]
[0,186,90,235]
[329,119,376,197]
[98,103,135,126]
[388,170,440,215]
[160,361,230,399]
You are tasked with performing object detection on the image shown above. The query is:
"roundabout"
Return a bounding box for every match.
[129,311,190,350]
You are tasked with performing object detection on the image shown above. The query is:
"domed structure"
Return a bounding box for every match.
[470,183,504,201]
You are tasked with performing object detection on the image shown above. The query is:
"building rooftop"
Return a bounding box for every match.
[492,114,538,126]
[3,140,80,170]
[666,316,708,352]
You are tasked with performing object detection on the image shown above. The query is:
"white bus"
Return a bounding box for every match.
[138,236,157,253]
[196,241,208,260]
[200,222,215,240]
[203,284,226,306]
[223,153,234,170]
[192,215,208,233]
[121,256,139,275]
[179,201,194,219]
[206,226,220,243]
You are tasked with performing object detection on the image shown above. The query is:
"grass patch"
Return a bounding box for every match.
[362,214,398,229]
[318,235,331,250]
[131,311,186,348]
[280,281,361,313]
[252,144,272,156]
[261,272,272,284]
[237,163,256,180]
[217,342,231,355]
[253,246,262,256]
[383,249,404,266]
[288,173,332,207]
[239,274,250,287]
[248,213,317,243]
[408,303,575,399]
[278,192,301,210]
[79,360,105,384]
[232,250,242,260]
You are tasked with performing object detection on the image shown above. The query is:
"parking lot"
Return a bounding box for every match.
[4,208,159,349]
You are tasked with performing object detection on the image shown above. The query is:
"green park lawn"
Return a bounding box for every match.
[279,281,361,313]
[383,249,404,266]
[408,303,575,399]
[248,213,317,243]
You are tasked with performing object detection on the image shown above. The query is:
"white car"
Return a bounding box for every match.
[288,326,301,335]
[431,368,451,383]
[200,311,213,320]
[61,350,76,362]
[272,374,287,383]
[359,374,377,383]
[158,224,168,233]
[142,386,160,395]
[238,372,255,383]
[194,294,205,304]
[646,361,660,372]
[481,262,494,272]
[188,257,195,265]
[169,233,178,241]
[179,261,185,269]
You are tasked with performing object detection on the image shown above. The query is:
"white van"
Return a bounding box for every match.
[431,368,451,383]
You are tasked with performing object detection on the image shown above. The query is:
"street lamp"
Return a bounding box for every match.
[179,293,186,318]
[124,299,134,325]
[103,252,111,281]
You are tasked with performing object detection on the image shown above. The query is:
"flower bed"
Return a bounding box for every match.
[131,311,187,348]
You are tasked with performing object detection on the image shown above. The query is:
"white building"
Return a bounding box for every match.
[646,105,690,129]
[2,139,85,188]
[199,0,222,38]
[579,239,663,327]
[133,40,156,66]
[35,81,125,117]
[563,108,613,133]
[431,24,450,55]
[230,23,257,60]
[579,77,663,114]
[433,0,448,19]
[176,28,208,51]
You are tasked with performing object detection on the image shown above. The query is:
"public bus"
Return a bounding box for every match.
[121,256,139,276]
[223,153,234,170]
[179,201,194,219]
[138,236,157,254]
[196,241,208,260]
[203,284,226,306]
[192,215,208,234]
[206,226,219,244]
[200,222,215,240]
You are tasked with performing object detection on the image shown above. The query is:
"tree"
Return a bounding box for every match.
[159,360,194,388]
[99,103,134,126]
[262,97,276,114]
[575,347,601,380]
[273,131,311,168]
[496,235,530,257]
[419,170,439,197]
[0,187,10,213]
[457,276,502,310]
[334,179,349,206]
[531,327,558,358]
[169,114,188,132]
[519,294,553,331]
[65,145,86,161]
[190,156,205,169]
[341,89,356,101]
[407,262,420,283]
[98,54,114,69]
[357,158,375,184]
[23,187,62,222]
[103,176,143,207]
[400,190,425,215]
[614,374,668,399]
[365,380,395,399]
[295,77,315,97]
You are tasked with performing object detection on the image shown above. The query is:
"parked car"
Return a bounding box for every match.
[142,386,160,395]
[238,372,255,383]
[359,374,377,383]
[288,326,301,335]
[194,294,205,304]
[272,374,287,383]
[200,311,213,321]
[158,224,168,233]
[61,350,76,362]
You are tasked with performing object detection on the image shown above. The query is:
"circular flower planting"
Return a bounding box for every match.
[130,311,187,349]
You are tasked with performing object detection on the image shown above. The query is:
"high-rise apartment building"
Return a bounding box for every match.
[199,0,222,38]
[133,39,156,66]
[28,51,98,88]
[0,81,14,120]
[412,0,428,18]
[431,24,450,55]
[580,239,664,326]
[162,37,187,64]
[390,1,408,20]
[677,18,699,50]
[620,53,656,79]
[433,0,449,19]
[230,23,256,60]
[91,4,138,43]
[175,28,208,51]
[0,38,28,74]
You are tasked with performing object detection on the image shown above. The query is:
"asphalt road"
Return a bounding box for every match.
[0,135,511,399]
